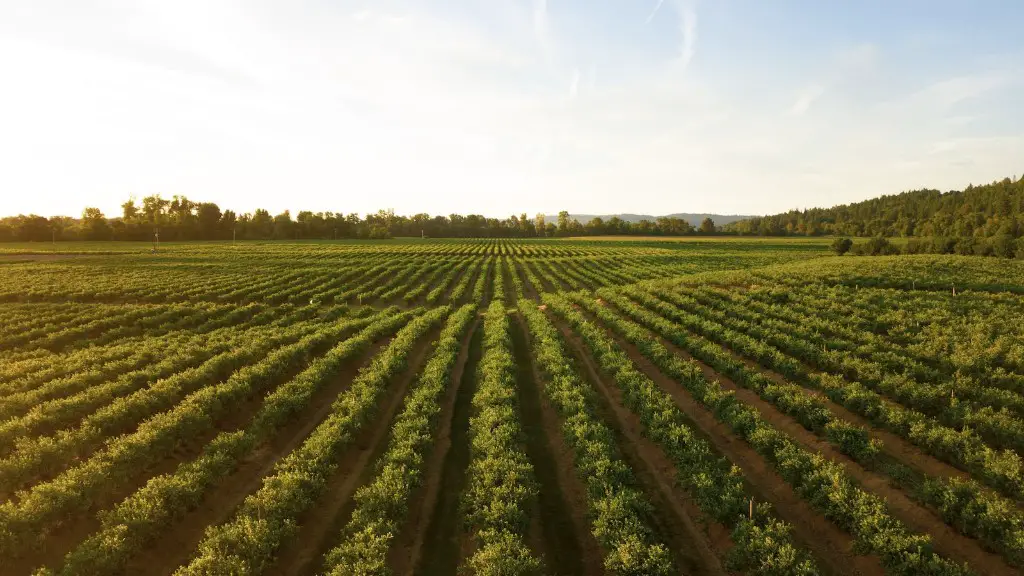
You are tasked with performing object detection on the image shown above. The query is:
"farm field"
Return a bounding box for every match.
[2,238,1024,576]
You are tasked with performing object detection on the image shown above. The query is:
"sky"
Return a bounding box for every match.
[1,1,1022,219]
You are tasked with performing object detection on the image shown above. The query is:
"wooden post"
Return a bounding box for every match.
[749,498,754,520]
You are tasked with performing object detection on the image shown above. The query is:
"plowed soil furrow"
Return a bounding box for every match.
[554,314,885,576]
[415,324,482,576]
[548,316,730,576]
[125,338,393,576]
[267,330,441,576]
[622,316,1018,574]
[511,314,600,576]
[390,318,478,576]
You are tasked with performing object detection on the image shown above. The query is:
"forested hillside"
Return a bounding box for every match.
[726,175,1024,238]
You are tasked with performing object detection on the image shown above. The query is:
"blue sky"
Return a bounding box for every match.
[1,0,1021,218]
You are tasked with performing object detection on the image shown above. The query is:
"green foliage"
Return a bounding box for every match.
[174,307,449,574]
[460,300,540,574]
[831,237,853,255]
[546,293,820,576]
[321,304,476,575]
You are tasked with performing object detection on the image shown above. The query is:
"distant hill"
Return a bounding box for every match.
[543,213,755,227]
[722,175,1023,237]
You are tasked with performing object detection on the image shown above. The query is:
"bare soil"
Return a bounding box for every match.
[126,337,395,576]
[511,314,601,575]
[550,315,731,576]
[557,312,886,576]
[390,318,478,575]
[266,329,440,576]
[414,324,482,576]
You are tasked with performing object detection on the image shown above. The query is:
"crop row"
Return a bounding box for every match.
[575,290,973,575]
[172,306,449,574]
[631,286,1024,503]
[0,311,389,557]
[321,303,477,574]
[56,307,416,575]
[587,289,1024,568]
[459,300,541,574]
[543,294,819,575]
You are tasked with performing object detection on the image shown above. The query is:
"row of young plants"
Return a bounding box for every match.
[633,287,1024,503]
[321,303,477,574]
[65,305,244,351]
[0,339,228,455]
[384,260,449,302]
[491,256,506,304]
[0,305,164,352]
[526,259,563,293]
[676,286,1024,433]
[472,257,494,304]
[724,287,959,383]
[449,258,483,303]
[0,306,117,344]
[542,295,819,576]
[517,258,545,296]
[0,311,384,557]
[0,341,137,394]
[505,257,524,300]
[426,260,472,304]
[173,306,449,574]
[54,307,415,575]
[557,292,973,576]
[0,317,328,492]
[358,261,427,302]
[749,286,1024,398]
[334,263,401,304]
[0,303,281,411]
[517,300,675,574]
[459,300,542,575]
[573,259,631,286]
[587,290,1024,568]
[403,259,460,303]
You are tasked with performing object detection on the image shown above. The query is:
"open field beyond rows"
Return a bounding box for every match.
[2,238,1024,576]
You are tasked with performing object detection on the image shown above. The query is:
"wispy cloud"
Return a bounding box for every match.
[569,68,580,99]
[789,84,825,115]
[645,0,666,24]
[676,1,698,70]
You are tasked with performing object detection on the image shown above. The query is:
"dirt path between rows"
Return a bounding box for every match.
[18,331,359,575]
[549,314,730,576]
[512,314,601,575]
[391,318,478,575]
[127,337,395,576]
[625,293,990,494]
[267,329,441,576]
[558,312,885,576]
[515,260,540,301]
[415,324,482,576]
[631,320,1019,575]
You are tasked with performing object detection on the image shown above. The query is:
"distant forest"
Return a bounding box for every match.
[0,199,715,242]
[2,175,1021,250]
[725,175,1023,238]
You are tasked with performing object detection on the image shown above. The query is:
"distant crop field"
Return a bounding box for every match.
[2,238,1024,575]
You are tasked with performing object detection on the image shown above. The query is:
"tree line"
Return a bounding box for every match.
[0,196,718,242]
[725,175,1024,238]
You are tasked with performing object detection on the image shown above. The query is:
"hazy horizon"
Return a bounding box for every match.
[2,1,1022,218]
